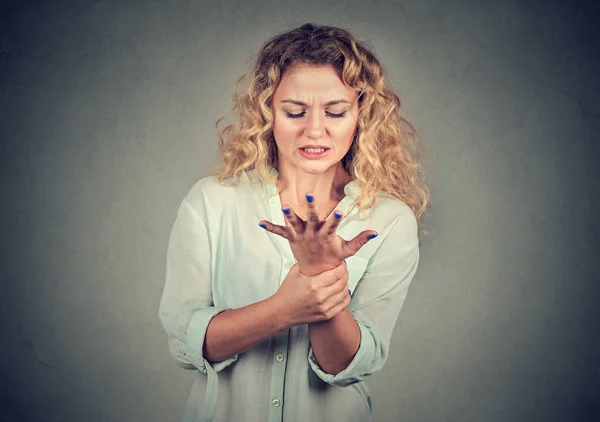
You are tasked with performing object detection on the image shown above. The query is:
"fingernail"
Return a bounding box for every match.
[259,223,266,229]
[334,212,342,219]
[306,194,313,203]
[343,259,346,263]
[348,289,352,296]
[368,233,378,240]
[282,208,290,215]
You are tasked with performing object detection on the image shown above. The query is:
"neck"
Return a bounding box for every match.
[276,163,353,206]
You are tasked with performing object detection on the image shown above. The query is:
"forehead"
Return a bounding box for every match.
[274,64,357,101]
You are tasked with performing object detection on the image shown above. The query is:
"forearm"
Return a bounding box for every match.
[308,307,361,375]
[203,296,290,363]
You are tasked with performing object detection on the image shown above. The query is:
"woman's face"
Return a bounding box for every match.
[271,63,359,175]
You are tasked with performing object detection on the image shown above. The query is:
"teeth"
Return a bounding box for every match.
[303,148,325,153]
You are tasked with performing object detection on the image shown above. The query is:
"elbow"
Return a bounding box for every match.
[320,352,357,376]
[202,340,224,365]
[324,373,366,387]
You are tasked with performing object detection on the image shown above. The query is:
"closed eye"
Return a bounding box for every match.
[285,111,347,119]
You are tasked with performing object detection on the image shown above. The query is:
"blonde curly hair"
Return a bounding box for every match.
[214,23,429,222]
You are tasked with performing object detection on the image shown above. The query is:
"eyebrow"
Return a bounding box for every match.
[281,99,350,106]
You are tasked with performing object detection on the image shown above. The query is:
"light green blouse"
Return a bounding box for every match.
[159,167,420,422]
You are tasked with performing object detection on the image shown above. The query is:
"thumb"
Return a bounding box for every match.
[333,259,348,279]
[347,231,379,253]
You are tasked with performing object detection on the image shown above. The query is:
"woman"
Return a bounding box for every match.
[159,23,429,422]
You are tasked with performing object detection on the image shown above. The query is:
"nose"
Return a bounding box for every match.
[305,111,325,139]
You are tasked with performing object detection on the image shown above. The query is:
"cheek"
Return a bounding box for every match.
[272,119,297,149]
[273,117,300,137]
[332,119,358,139]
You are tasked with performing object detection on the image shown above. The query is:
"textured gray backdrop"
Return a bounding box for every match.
[1,0,599,421]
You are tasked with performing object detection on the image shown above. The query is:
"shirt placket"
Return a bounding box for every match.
[264,175,356,422]
[267,188,295,422]
[268,329,290,422]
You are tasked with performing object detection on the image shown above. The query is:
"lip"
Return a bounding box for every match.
[298,147,331,159]
[299,145,330,149]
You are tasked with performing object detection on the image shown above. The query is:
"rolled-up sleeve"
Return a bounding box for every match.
[308,206,420,386]
[158,195,238,373]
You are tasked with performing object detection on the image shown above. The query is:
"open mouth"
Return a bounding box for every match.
[299,147,331,158]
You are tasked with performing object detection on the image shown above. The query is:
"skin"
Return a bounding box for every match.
[260,63,378,277]
[263,63,379,373]
[271,62,359,218]
[204,63,378,375]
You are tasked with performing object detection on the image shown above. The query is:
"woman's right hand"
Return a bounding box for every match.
[273,261,351,326]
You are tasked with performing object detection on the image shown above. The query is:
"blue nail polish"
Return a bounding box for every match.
[282,208,290,215]
[368,233,378,240]
[259,223,266,229]
[343,259,346,263]
[348,289,352,296]
[306,194,313,203]
[334,212,342,219]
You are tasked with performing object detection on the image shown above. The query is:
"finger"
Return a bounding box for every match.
[281,205,305,234]
[346,230,379,254]
[305,193,319,232]
[319,260,348,285]
[258,220,293,240]
[323,210,343,237]
[335,284,351,306]
[319,266,349,291]
[333,259,349,280]
[342,288,352,307]
[324,287,351,318]
[318,283,348,317]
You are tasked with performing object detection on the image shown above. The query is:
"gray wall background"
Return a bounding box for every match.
[1,0,599,421]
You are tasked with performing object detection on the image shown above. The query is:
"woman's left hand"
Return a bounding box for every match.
[259,194,378,277]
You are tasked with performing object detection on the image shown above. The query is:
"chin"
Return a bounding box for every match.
[302,161,339,171]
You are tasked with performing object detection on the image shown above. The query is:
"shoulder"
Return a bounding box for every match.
[183,172,258,212]
[185,174,224,201]
[371,195,419,242]
[372,193,417,225]
[390,199,417,231]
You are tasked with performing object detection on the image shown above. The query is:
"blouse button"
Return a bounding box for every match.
[276,353,284,362]
[272,399,281,407]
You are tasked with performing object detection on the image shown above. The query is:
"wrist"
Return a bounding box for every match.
[299,261,343,277]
